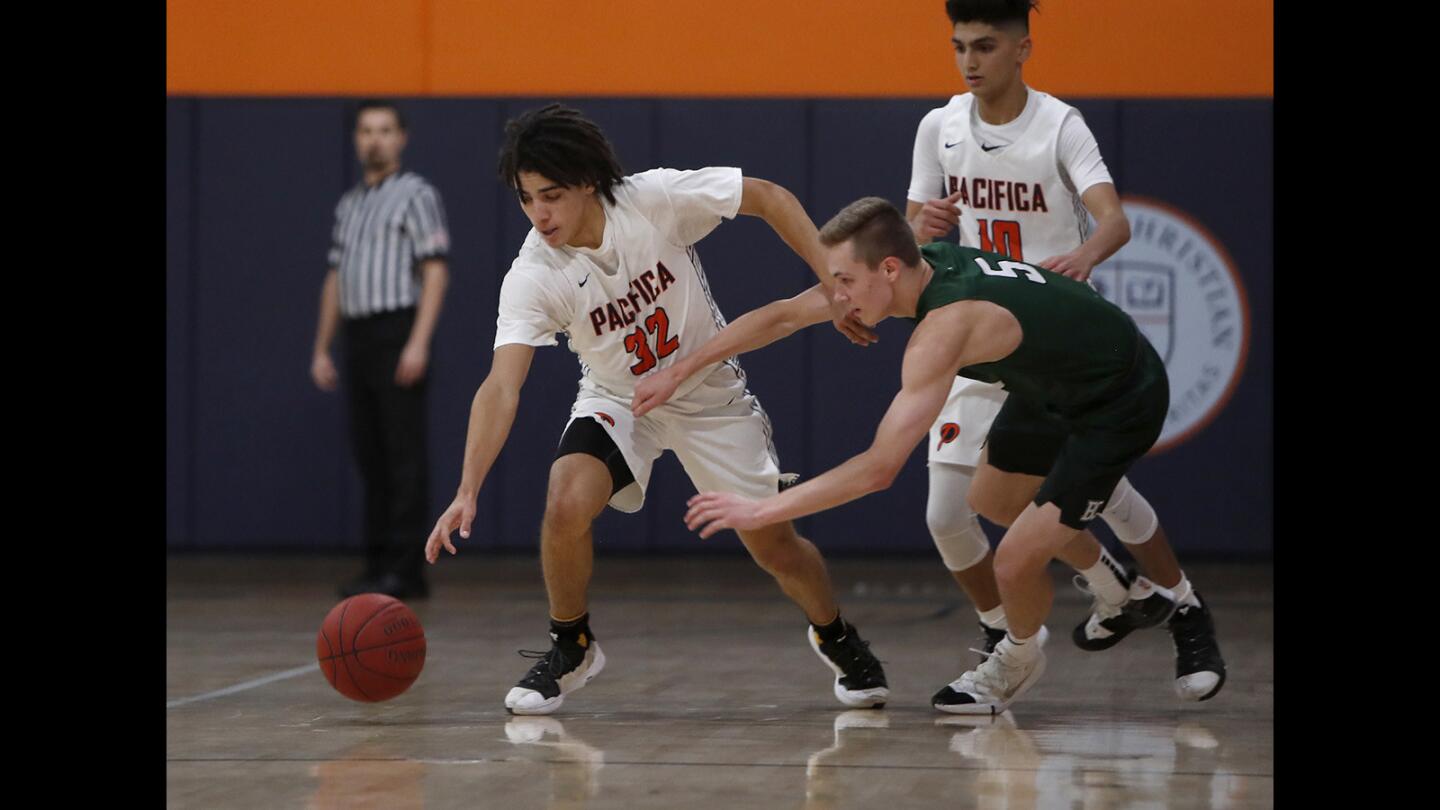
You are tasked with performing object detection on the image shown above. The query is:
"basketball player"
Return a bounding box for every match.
[904,0,1224,703]
[422,104,888,716]
[666,197,1186,714]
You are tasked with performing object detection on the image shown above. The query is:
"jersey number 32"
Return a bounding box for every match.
[624,306,680,375]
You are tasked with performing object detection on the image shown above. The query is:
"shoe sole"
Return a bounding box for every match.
[933,650,1047,716]
[1177,668,1227,702]
[807,630,888,709]
[505,644,607,716]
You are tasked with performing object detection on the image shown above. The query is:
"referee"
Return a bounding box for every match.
[311,99,450,599]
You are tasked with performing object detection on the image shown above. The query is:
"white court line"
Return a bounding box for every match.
[167,663,318,709]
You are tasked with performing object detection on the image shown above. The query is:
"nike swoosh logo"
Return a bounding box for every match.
[944,141,962,149]
[981,143,1003,152]
[578,276,590,287]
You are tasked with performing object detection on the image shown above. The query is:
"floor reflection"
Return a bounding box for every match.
[804,710,893,809]
[939,712,1048,808]
[938,712,1253,810]
[797,709,1260,810]
[503,717,606,809]
[307,741,426,810]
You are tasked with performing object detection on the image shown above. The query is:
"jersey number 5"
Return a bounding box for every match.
[974,257,1046,284]
[624,306,681,375]
[977,219,1023,260]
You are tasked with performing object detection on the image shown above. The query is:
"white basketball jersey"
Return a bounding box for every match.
[932,91,1090,262]
[494,167,744,402]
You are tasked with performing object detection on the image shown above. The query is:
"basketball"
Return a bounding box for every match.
[316,594,426,702]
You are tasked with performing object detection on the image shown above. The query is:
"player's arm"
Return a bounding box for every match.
[631,284,832,417]
[684,302,1021,537]
[905,108,963,243]
[1035,183,1129,282]
[1036,115,1131,281]
[425,343,535,561]
[739,177,877,346]
[738,177,828,288]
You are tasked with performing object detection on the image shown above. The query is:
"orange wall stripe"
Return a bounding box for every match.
[168,1,1272,98]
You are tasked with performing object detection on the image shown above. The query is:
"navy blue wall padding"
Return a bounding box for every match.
[166,97,1272,557]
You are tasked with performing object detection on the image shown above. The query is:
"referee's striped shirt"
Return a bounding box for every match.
[327,171,450,318]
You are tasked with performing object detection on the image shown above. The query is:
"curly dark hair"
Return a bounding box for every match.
[497,104,626,204]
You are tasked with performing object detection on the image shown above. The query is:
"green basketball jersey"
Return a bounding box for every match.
[909,241,1147,417]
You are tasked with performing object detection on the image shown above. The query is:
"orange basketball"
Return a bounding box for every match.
[316,594,426,702]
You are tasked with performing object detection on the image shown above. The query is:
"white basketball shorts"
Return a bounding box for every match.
[565,362,781,513]
[927,376,1009,467]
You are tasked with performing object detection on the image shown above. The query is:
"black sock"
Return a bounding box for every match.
[550,613,592,649]
[813,612,847,643]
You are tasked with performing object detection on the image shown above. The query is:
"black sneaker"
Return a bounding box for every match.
[978,621,1008,657]
[504,630,606,716]
[1168,593,1226,701]
[808,621,889,708]
[1072,573,1177,651]
[931,622,1008,707]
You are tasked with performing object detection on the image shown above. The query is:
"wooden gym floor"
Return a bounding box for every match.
[167,554,1273,809]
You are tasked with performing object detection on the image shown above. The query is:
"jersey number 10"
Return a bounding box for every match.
[977,219,1023,260]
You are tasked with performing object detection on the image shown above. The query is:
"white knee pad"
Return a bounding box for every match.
[1101,476,1158,544]
[927,463,992,571]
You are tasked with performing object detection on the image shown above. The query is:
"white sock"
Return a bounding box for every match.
[1002,631,1041,662]
[1079,546,1130,605]
[977,605,1008,630]
[1171,574,1201,608]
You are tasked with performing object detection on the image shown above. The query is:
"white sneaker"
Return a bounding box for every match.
[933,627,1048,716]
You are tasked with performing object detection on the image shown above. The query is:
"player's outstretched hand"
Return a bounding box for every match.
[1036,250,1096,282]
[829,297,878,346]
[425,495,476,563]
[911,190,963,241]
[685,492,765,539]
[632,366,684,417]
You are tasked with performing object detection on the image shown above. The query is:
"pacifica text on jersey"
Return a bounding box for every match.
[586,262,679,336]
[947,176,1050,212]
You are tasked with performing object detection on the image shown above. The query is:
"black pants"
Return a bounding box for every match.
[342,308,428,582]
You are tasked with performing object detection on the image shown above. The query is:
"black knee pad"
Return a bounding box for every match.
[556,417,636,497]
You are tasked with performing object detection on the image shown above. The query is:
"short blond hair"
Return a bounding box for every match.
[818,197,921,269]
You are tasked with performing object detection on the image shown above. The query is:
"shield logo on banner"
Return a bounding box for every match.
[1090,198,1251,453]
[1091,262,1174,364]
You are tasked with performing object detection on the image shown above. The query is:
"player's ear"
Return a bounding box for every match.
[1017,33,1032,65]
[580,182,597,197]
[882,257,901,281]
